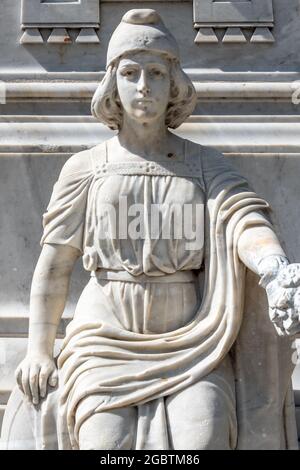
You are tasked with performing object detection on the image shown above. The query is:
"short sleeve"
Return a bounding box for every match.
[200,145,251,194]
[40,150,94,253]
[200,145,271,221]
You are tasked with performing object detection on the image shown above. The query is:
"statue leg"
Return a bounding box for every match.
[165,355,237,450]
[77,406,137,450]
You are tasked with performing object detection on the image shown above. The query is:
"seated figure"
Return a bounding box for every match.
[2,8,300,450]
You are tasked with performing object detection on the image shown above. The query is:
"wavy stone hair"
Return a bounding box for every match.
[91,55,197,130]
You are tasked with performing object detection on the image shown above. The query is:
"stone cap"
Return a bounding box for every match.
[106,9,180,68]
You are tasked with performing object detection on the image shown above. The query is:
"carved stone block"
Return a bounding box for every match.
[20,0,100,44]
[193,0,275,44]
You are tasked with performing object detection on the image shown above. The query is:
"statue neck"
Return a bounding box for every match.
[118,114,169,157]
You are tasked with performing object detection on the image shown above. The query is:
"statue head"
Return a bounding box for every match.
[91,9,197,130]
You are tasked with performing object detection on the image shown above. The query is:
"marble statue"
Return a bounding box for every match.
[2,9,300,450]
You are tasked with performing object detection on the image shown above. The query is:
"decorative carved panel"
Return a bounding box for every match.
[20,0,100,44]
[193,0,275,44]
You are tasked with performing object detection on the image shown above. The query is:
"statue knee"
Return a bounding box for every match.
[79,433,133,450]
[166,378,236,450]
[78,409,136,450]
[195,413,232,450]
[169,413,232,450]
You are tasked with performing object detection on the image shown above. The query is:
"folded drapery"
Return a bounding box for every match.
[2,144,297,450]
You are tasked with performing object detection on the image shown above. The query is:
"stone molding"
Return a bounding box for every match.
[193,0,275,44]
[0,115,299,155]
[0,316,69,339]
[19,0,189,44]
[20,0,100,44]
[0,126,298,155]
[1,77,299,102]
[0,71,299,154]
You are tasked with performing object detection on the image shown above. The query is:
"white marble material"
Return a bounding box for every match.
[1,9,299,451]
[193,0,274,25]
[21,0,100,27]
[1,0,300,448]
[193,0,274,44]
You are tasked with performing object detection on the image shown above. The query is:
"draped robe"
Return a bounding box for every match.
[2,141,298,450]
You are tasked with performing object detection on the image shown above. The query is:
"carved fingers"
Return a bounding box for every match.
[15,354,58,405]
[29,364,40,405]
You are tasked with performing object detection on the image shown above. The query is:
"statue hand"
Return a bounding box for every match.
[265,264,300,336]
[15,353,58,406]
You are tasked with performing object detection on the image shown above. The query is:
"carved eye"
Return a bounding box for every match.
[151,69,163,78]
[121,69,137,79]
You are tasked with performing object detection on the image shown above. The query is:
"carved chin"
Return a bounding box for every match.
[132,108,160,121]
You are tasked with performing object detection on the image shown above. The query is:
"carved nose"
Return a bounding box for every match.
[137,70,150,95]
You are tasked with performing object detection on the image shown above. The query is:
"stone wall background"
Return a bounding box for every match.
[0,0,300,446]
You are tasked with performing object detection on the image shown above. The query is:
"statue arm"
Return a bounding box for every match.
[201,146,300,336]
[237,217,288,276]
[237,212,300,336]
[15,243,80,405]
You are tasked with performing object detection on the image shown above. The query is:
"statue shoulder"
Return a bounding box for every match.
[199,144,227,167]
[185,141,225,166]
[186,142,228,173]
[59,148,95,180]
[194,144,248,189]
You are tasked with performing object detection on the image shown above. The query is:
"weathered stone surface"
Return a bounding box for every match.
[0,0,300,449]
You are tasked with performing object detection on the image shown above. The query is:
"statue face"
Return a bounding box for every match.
[116,51,171,125]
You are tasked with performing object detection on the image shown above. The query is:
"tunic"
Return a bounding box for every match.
[41,138,205,336]
[2,140,297,450]
[35,139,297,450]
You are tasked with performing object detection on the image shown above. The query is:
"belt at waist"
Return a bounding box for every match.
[91,269,198,284]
